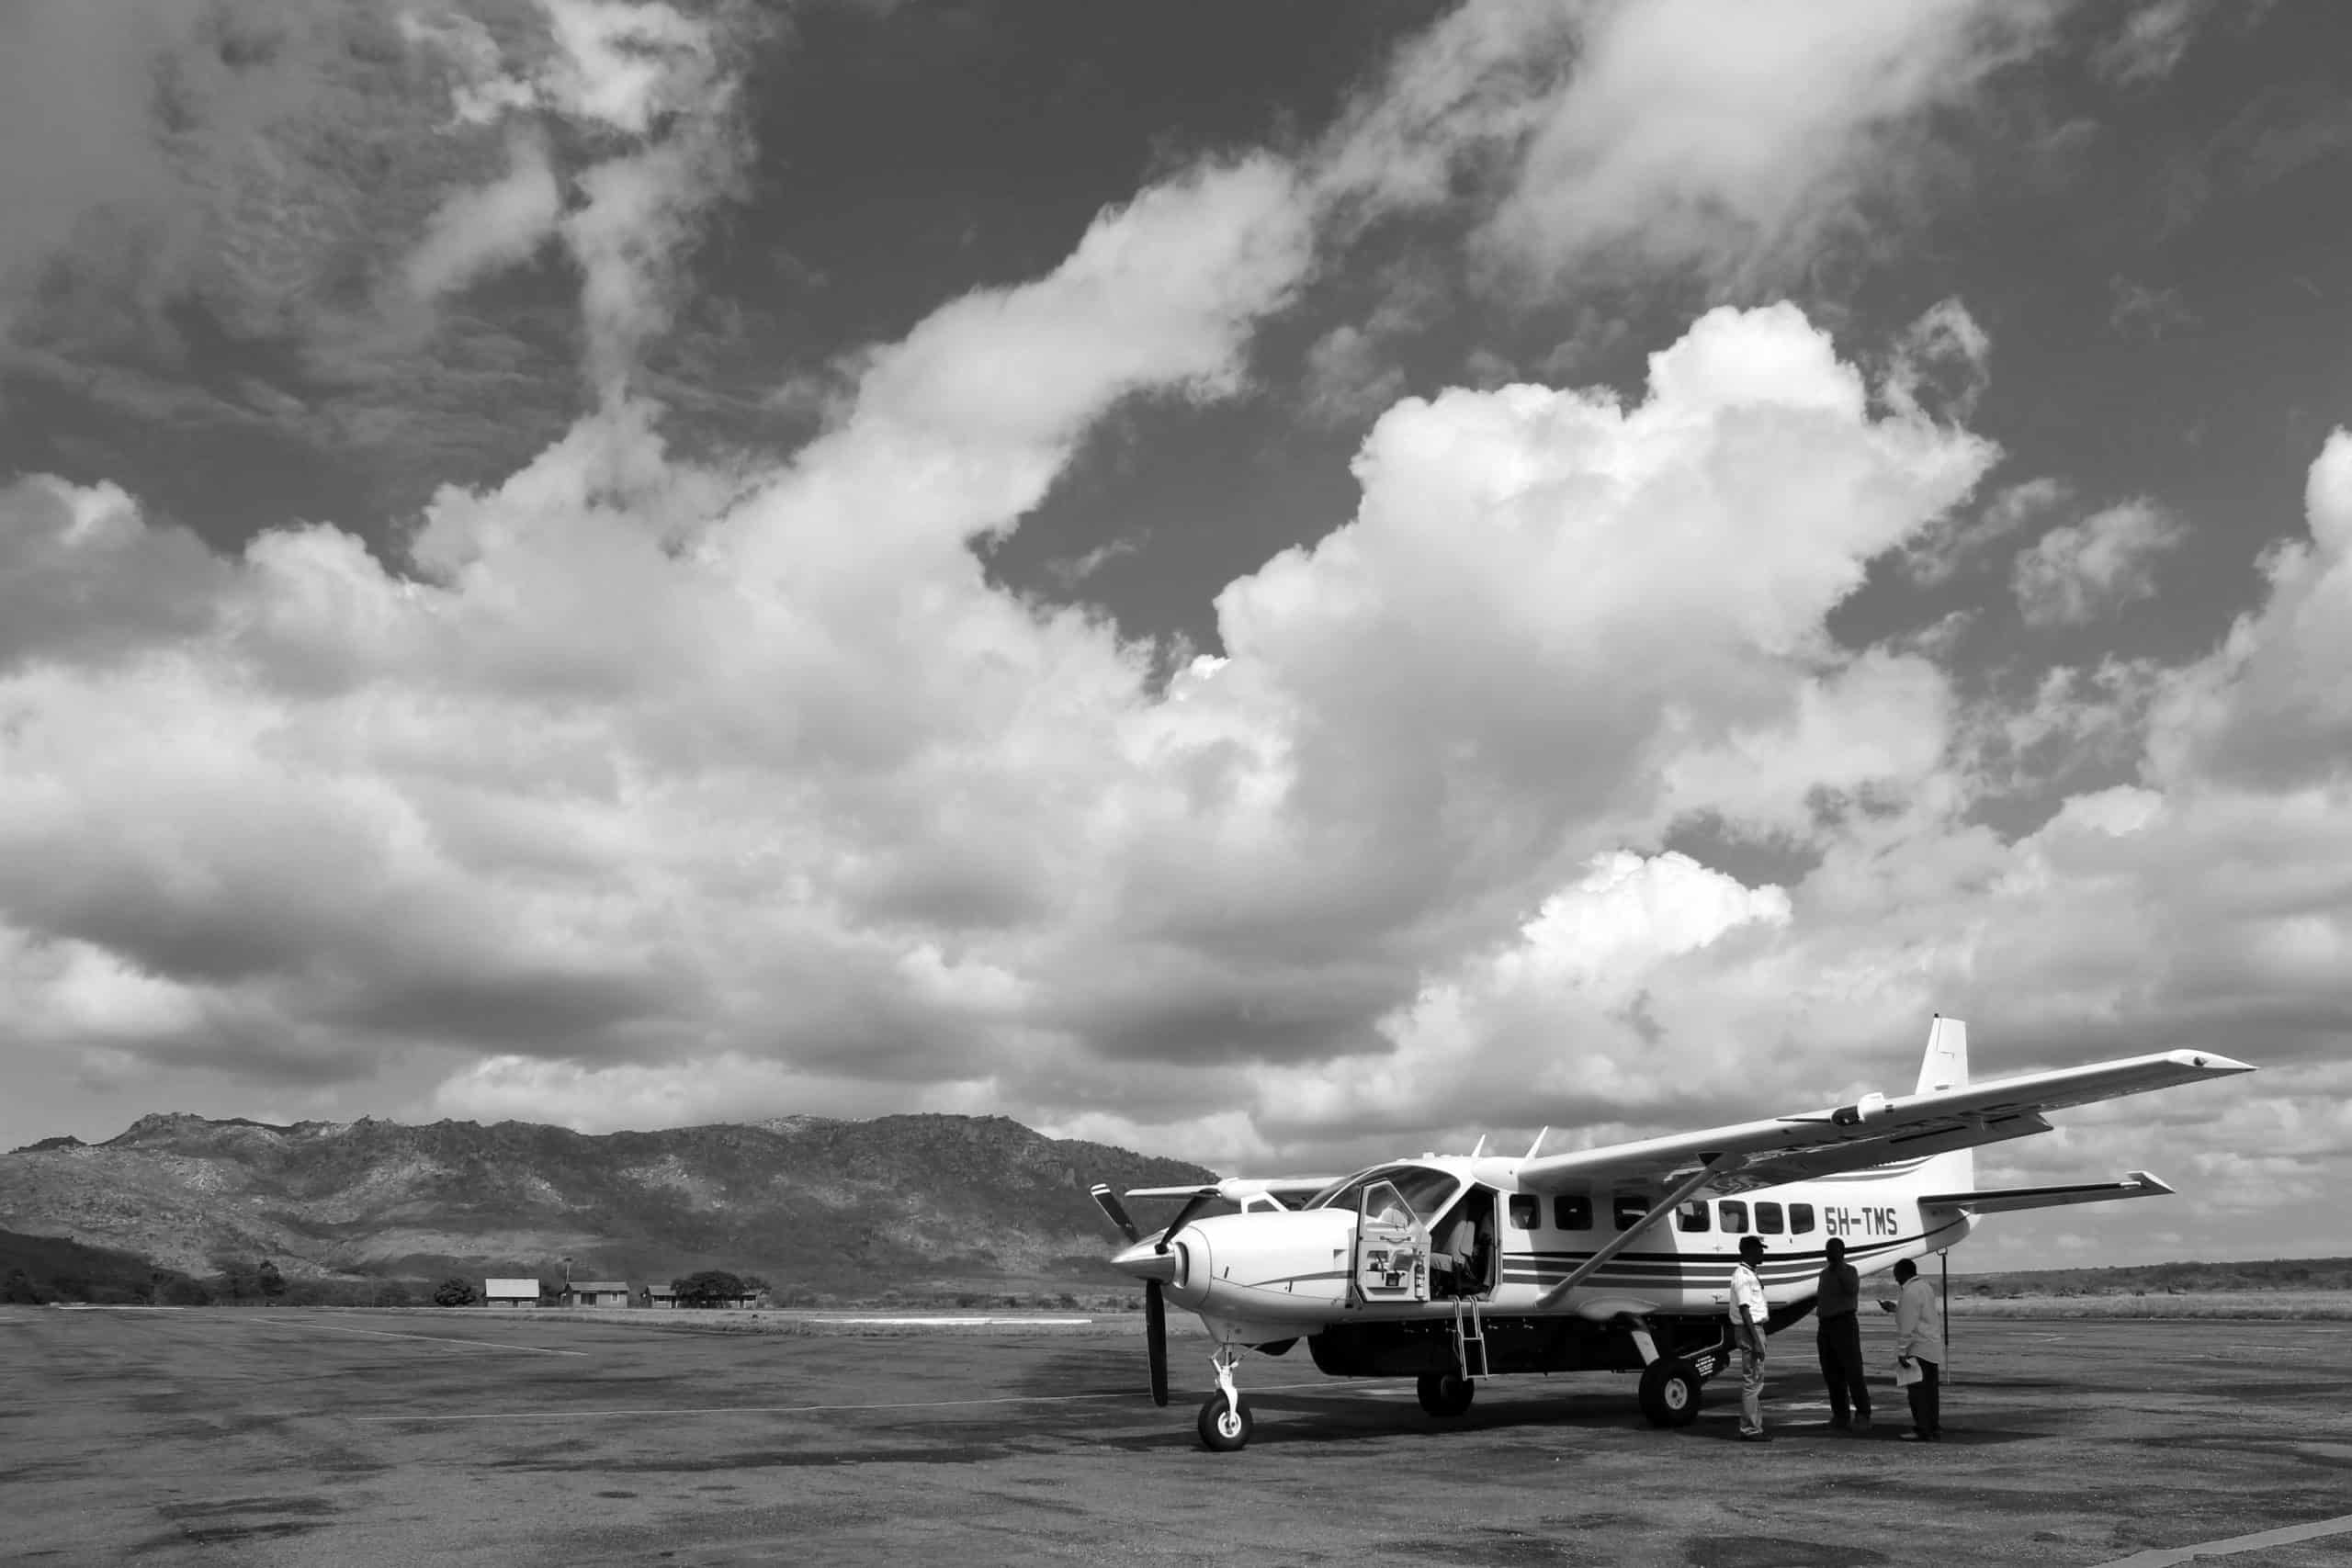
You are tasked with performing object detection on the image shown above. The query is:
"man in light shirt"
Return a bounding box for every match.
[1729,1234,1772,1442]
[1892,1257,1946,1441]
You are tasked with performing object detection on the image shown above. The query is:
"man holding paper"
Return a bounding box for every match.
[1891,1257,1946,1441]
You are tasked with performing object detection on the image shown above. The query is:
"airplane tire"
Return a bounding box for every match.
[1197,1392,1252,1451]
[1417,1371,1476,1417]
[1638,1359,1702,1427]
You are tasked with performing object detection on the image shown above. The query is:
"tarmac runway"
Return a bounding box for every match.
[5,1304,2349,1567]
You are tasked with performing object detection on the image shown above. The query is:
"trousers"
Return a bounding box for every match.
[1905,1358,1942,1436]
[1738,1344,1767,1434]
[1816,1313,1871,1421]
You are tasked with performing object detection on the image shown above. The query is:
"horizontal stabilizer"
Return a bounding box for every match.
[1919,1170,2176,1213]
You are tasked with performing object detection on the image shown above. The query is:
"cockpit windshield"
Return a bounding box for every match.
[1306,1163,1463,1224]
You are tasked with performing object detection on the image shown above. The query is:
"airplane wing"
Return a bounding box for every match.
[1919,1170,2175,1213]
[1514,1049,2254,1195]
[1125,1177,1341,1206]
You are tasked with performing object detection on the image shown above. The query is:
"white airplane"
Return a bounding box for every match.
[1091,1016,2253,1450]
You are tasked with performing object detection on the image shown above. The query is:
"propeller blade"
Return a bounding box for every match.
[1145,1280,1169,1407]
[1091,1182,1140,1244]
[1155,1189,1217,1251]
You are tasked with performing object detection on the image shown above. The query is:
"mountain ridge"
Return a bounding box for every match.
[0,1110,1219,1297]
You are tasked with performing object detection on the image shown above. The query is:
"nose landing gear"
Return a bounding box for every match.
[1197,1342,1251,1451]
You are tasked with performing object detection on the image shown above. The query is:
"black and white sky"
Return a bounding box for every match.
[4,0,2349,1268]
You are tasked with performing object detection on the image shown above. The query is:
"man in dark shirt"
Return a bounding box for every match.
[1815,1237,1871,1432]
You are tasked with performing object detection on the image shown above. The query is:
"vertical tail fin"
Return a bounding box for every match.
[1916,1014,1968,1096]
[1912,1014,1973,1209]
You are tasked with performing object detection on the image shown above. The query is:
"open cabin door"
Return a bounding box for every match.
[1352,1179,1430,1304]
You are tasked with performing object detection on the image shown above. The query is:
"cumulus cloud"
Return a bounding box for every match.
[2013,498,2187,626]
[0,477,235,669]
[0,294,2005,1142]
[2147,431,2352,790]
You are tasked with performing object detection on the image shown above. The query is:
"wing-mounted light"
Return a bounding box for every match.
[1830,1091,1890,1128]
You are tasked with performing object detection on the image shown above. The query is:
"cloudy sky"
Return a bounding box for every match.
[5,0,2348,1269]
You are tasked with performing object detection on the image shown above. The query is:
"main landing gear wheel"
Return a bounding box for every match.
[1197,1393,1252,1451]
[1638,1359,1702,1427]
[1417,1371,1476,1417]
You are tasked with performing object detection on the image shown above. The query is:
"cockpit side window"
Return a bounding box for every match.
[1309,1164,1463,1224]
[1508,1194,1541,1231]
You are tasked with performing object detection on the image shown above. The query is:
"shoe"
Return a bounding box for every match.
[1738,1431,1772,1443]
[1853,1416,1871,1433]
[1828,1416,1851,1430]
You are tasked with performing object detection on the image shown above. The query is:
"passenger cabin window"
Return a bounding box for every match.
[1509,1194,1541,1231]
[1790,1202,1816,1235]
[1675,1201,1711,1233]
[1612,1195,1649,1230]
[1756,1201,1784,1235]
[1555,1195,1593,1231]
[1718,1200,1748,1232]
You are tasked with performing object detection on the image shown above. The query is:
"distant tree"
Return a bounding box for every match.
[211,1258,262,1304]
[3,1269,41,1304]
[256,1260,287,1304]
[433,1277,481,1307]
[158,1277,212,1306]
[672,1269,748,1308]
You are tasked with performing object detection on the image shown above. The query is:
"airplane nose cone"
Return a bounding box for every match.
[1111,1239,1177,1284]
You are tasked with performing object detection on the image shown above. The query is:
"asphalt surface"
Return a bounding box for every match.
[5,1305,2349,1567]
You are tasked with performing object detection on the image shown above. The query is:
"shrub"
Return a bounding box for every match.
[433,1277,481,1307]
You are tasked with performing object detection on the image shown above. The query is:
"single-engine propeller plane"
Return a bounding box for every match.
[1091,1017,2253,1450]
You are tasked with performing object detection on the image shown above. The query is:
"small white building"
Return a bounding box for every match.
[483,1278,541,1307]
[564,1280,632,1308]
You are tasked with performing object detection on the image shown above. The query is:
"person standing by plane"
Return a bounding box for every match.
[1730,1234,1771,1442]
[1814,1237,1871,1432]
[1892,1258,1945,1441]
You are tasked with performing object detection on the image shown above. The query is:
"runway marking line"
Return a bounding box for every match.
[2091,1511,2352,1566]
[354,1377,1395,1423]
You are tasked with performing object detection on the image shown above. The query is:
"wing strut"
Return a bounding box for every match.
[1537,1153,1746,1309]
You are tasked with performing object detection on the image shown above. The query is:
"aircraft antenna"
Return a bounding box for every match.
[1469,1134,1487,1158]
[1525,1127,1551,1159]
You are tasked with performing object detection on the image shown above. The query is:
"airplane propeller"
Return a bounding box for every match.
[1090,1182,1139,1245]
[1091,1183,1220,1408]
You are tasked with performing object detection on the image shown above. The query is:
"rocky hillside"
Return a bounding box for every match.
[0,1111,1217,1297]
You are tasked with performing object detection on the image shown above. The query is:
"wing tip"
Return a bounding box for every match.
[2168,1049,2256,1075]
